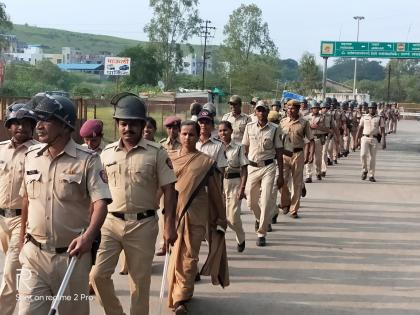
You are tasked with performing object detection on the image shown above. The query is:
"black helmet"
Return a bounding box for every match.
[341,101,349,108]
[4,102,37,128]
[34,95,77,130]
[350,100,357,108]
[368,101,378,108]
[111,92,146,120]
[332,97,338,105]
[325,97,332,105]
[311,101,320,109]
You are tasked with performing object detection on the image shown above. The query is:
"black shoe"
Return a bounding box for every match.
[282,206,290,215]
[195,273,201,282]
[338,153,342,158]
[316,174,322,180]
[267,224,273,232]
[343,151,348,157]
[369,176,376,182]
[256,237,266,247]
[301,185,307,198]
[272,214,278,224]
[237,241,245,253]
[327,158,333,166]
[321,171,326,177]
[305,177,312,183]
[254,220,259,232]
[361,172,368,180]
[291,213,299,219]
[334,159,338,164]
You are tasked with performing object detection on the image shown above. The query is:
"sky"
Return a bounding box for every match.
[3,0,420,64]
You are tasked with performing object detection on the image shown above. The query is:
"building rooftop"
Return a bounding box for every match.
[57,63,104,71]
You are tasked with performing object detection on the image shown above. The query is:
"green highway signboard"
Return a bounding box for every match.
[320,41,420,59]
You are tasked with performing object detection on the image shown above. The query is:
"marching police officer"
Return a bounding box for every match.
[90,93,178,315]
[222,95,251,144]
[160,116,182,151]
[18,95,112,315]
[0,102,38,315]
[242,101,284,246]
[79,119,107,153]
[355,101,386,182]
[280,100,314,218]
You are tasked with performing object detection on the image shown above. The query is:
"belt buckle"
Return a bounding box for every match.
[125,213,137,221]
[257,161,264,167]
[42,243,56,253]
[4,209,15,218]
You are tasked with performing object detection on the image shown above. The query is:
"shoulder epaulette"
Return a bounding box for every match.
[75,144,95,155]
[25,143,46,155]
[0,140,10,145]
[145,140,162,150]
[102,141,119,152]
[159,138,167,144]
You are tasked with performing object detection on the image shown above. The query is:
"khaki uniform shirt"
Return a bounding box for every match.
[249,113,258,123]
[309,113,325,136]
[242,121,283,162]
[221,112,251,144]
[159,137,182,151]
[82,139,107,154]
[21,139,112,247]
[196,137,228,168]
[224,142,249,174]
[322,111,333,130]
[0,139,38,209]
[101,138,177,214]
[280,117,314,152]
[359,114,384,136]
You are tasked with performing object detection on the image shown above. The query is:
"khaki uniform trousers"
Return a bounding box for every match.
[270,168,280,220]
[223,177,245,244]
[246,163,276,237]
[360,136,378,177]
[90,214,158,315]
[327,134,338,159]
[281,151,304,215]
[321,136,330,173]
[305,138,323,178]
[0,216,21,315]
[18,241,91,315]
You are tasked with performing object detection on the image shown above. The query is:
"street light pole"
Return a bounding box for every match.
[353,16,365,98]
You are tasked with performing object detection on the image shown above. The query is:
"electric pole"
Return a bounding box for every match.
[353,16,365,98]
[201,20,215,91]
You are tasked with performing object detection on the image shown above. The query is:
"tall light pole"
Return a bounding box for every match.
[353,16,365,98]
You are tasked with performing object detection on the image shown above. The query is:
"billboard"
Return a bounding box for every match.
[104,57,131,76]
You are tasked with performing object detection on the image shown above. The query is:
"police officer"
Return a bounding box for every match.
[160,116,182,151]
[18,95,112,315]
[90,92,178,315]
[222,95,251,144]
[280,100,314,218]
[242,101,284,246]
[0,103,38,315]
[196,109,228,171]
[355,101,386,182]
[305,101,329,182]
[320,102,333,177]
[190,102,202,122]
[79,119,107,153]
[271,100,282,113]
[248,97,260,122]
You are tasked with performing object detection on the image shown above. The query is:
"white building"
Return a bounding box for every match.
[179,53,213,75]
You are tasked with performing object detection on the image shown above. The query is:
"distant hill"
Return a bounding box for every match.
[10,24,144,55]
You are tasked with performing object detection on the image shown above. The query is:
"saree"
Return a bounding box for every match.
[167,150,229,308]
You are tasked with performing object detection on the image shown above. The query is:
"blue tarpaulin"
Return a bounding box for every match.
[282,90,305,102]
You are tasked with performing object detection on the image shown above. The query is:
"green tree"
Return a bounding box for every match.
[0,2,12,50]
[298,52,321,95]
[144,0,201,89]
[118,44,163,87]
[222,4,277,67]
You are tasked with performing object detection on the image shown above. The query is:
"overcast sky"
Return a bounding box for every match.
[3,0,420,63]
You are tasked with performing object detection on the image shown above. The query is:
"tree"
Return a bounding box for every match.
[118,44,163,87]
[0,2,12,50]
[144,0,201,89]
[328,58,385,82]
[298,52,321,95]
[222,4,277,67]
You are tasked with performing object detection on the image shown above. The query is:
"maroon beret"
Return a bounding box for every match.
[80,119,103,138]
[164,116,181,127]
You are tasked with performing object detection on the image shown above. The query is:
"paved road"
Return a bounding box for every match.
[4,120,420,315]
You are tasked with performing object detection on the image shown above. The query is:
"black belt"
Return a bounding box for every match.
[26,234,68,254]
[111,210,156,221]
[0,208,22,218]
[363,134,373,137]
[248,159,274,167]
[225,173,241,179]
[293,148,303,152]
